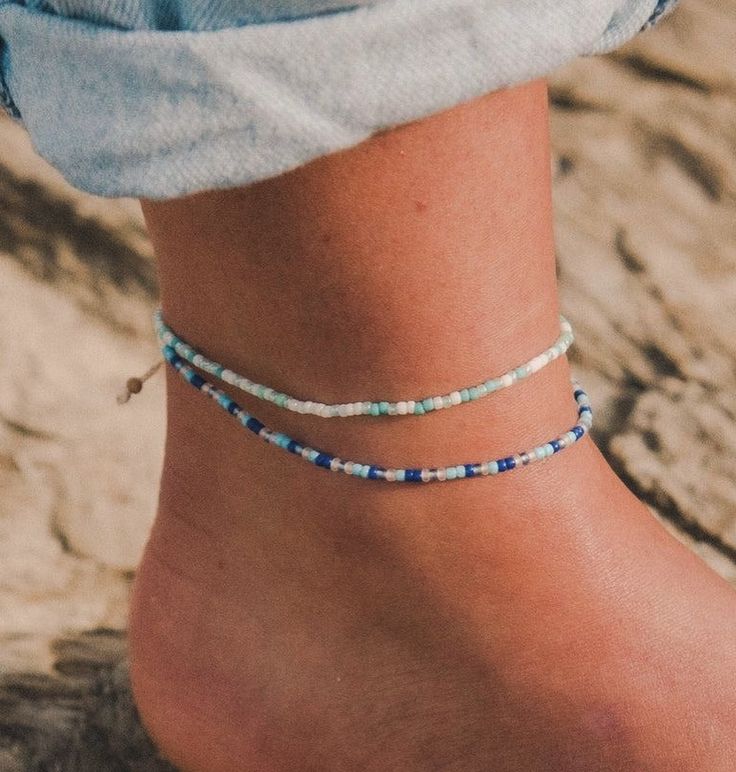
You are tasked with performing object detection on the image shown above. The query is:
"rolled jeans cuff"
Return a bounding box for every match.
[0,0,680,199]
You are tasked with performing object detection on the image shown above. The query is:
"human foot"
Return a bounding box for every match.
[128,361,736,772]
[131,78,736,770]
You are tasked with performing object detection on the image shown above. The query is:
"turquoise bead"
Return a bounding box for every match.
[446,467,457,480]
[422,397,434,412]
[460,388,470,402]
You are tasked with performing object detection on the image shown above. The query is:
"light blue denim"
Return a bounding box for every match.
[0,0,679,200]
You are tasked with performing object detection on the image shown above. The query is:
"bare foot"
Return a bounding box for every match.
[128,364,736,771]
[130,79,736,770]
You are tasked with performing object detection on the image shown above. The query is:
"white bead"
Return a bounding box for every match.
[330,458,342,471]
[433,396,444,410]
[406,401,416,413]
[450,391,462,405]
[421,469,431,482]
[436,468,447,481]
[501,373,514,388]
[344,461,354,474]
[396,402,408,415]
[385,469,397,482]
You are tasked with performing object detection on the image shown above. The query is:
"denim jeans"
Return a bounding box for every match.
[0,0,679,200]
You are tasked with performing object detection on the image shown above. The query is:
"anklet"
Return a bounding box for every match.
[162,344,593,483]
[154,309,574,418]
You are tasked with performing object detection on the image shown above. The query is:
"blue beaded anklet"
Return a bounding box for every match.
[162,344,593,483]
[154,308,574,418]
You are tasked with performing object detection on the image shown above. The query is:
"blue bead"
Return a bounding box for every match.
[573,389,585,400]
[464,464,476,478]
[245,417,264,434]
[368,466,381,479]
[287,439,300,453]
[406,469,422,482]
[551,440,561,452]
[315,453,332,469]
[579,406,592,414]
[189,372,205,389]
[497,458,508,472]
[503,456,516,469]
[572,425,585,439]
[227,401,240,415]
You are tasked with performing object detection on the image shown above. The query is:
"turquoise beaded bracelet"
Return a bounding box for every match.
[162,344,593,483]
[154,308,574,418]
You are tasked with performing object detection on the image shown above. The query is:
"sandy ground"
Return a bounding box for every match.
[0,0,734,768]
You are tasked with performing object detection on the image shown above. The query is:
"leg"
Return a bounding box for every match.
[130,79,736,771]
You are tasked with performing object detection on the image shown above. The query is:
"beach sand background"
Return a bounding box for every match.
[1,0,735,767]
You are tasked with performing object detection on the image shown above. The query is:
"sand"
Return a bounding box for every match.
[0,0,734,767]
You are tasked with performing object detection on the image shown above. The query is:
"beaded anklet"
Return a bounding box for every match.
[162,344,593,483]
[154,308,573,418]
